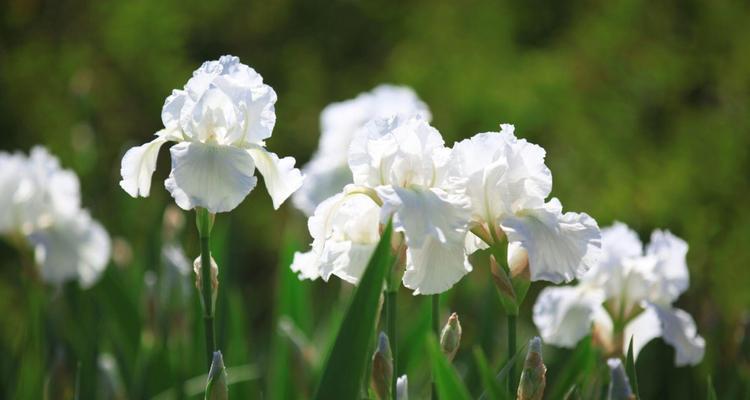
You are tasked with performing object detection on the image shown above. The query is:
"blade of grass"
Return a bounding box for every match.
[625,336,640,399]
[312,221,393,400]
[473,347,505,400]
[706,375,718,400]
[547,336,596,399]
[478,341,527,400]
[427,334,472,400]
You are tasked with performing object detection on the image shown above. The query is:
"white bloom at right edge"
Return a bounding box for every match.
[453,124,601,283]
[119,55,303,213]
[533,222,705,367]
[292,85,430,215]
[0,147,110,287]
[291,115,471,295]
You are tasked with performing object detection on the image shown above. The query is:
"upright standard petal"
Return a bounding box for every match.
[119,133,169,198]
[246,145,304,209]
[28,210,111,288]
[645,230,690,304]
[500,198,601,283]
[165,142,257,213]
[624,304,705,366]
[532,286,606,347]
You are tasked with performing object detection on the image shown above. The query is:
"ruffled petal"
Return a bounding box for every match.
[645,230,690,304]
[119,133,170,198]
[28,210,110,288]
[532,286,605,347]
[402,233,472,295]
[304,191,381,284]
[500,198,601,283]
[165,142,257,213]
[293,161,352,216]
[246,145,304,209]
[624,304,705,366]
[290,250,321,281]
[378,186,469,249]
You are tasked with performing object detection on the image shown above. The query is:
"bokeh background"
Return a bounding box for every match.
[1,0,749,398]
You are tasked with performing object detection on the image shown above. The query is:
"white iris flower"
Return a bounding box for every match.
[291,115,471,295]
[292,85,430,215]
[532,222,705,366]
[0,147,110,287]
[452,124,601,283]
[119,55,303,213]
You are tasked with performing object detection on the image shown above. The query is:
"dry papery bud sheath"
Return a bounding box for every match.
[193,255,219,313]
[517,336,547,400]
[371,332,393,399]
[440,312,462,362]
[607,358,635,400]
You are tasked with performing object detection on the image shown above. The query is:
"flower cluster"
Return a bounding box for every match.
[293,84,431,215]
[120,55,303,213]
[292,110,601,294]
[0,147,110,287]
[533,222,705,366]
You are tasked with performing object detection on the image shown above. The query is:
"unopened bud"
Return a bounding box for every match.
[194,255,219,313]
[517,337,547,400]
[396,374,408,400]
[607,358,635,400]
[205,351,228,400]
[508,245,530,279]
[371,332,393,399]
[440,313,462,361]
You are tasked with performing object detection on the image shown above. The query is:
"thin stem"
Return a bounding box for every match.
[386,289,397,400]
[507,315,517,396]
[431,294,440,400]
[197,209,216,370]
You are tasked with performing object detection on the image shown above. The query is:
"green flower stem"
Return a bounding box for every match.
[432,294,440,400]
[197,208,216,370]
[507,314,517,396]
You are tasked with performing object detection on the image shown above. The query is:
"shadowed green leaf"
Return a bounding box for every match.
[473,346,505,400]
[428,334,472,400]
[706,375,717,400]
[625,336,640,399]
[548,336,596,399]
[313,221,393,400]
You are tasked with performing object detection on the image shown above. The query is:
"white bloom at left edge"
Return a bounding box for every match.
[119,55,303,213]
[292,115,471,295]
[453,124,601,283]
[0,147,111,287]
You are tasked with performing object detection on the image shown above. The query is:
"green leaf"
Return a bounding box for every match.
[313,221,393,400]
[706,375,718,400]
[473,347,505,400]
[268,233,313,400]
[625,336,640,399]
[547,336,596,399]
[477,341,527,400]
[427,335,472,400]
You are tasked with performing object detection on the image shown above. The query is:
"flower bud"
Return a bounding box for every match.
[193,255,219,313]
[607,358,635,400]
[371,332,393,399]
[396,374,408,400]
[517,337,547,400]
[206,351,228,400]
[440,312,462,361]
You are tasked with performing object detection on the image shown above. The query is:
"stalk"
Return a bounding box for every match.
[197,208,216,370]
[507,315,517,395]
[432,294,440,400]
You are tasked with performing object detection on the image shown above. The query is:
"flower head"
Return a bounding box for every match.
[293,85,430,215]
[120,55,303,213]
[292,115,471,295]
[453,124,601,283]
[0,147,110,287]
[533,222,705,366]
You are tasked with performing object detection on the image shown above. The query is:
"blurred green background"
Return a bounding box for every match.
[1,0,749,398]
